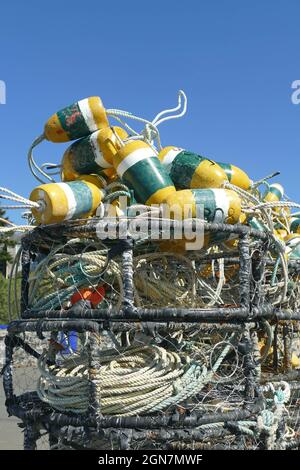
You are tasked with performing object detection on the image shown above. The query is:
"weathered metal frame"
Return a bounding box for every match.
[2,220,298,449]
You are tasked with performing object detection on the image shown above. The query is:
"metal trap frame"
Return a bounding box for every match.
[2,220,300,450]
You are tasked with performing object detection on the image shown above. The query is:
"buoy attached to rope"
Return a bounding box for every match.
[61,126,128,181]
[290,217,300,234]
[30,178,105,224]
[216,161,251,190]
[164,188,241,224]
[44,96,109,143]
[159,147,228,189]
[112,140,176,204]
[264,183,284,203]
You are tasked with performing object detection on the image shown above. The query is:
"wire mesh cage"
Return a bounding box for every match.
[2,218,300,450]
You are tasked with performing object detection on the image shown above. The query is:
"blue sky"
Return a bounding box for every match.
[0,0,299,223]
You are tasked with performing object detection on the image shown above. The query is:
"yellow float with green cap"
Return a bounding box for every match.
[263,183,284,204]
[112,140,176,205]
[61,126,128,181]
[30,176,105,224]
[216,161,251,190]
[44,96,109,143]
[158,146,228,189]
[290,217,300,234]
[164,188,241,224]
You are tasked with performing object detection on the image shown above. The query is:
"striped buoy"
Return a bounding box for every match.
[61,126,128,181]
[285,234,300,259]
[264,183,284,203]
[263,183,285,216]
[290,217,300,234]
[165,188,241,224]
[216,161,251,190]
[30,178,104,224]
[113,140,176,204]
[159,146,228,189]
[44,97,109,143]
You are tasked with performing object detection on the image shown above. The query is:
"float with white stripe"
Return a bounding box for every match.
[30,178,105,224]
[113,140,176,205]
[61,126,127,181]
[44,96,109,143]
[159,146,228,189]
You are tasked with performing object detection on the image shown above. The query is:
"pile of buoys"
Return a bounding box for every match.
[2,91,300,259]
[26,94,247,228]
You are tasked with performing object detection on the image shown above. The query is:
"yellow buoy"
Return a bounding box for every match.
[61,126,128,181]
[112,140,176,205]
[30,178,104,224]
[291,352,300,369]
[264,183,284,203]
[290,217,300,234]
[165,188,241,224]
[216,161,251,190]
[159,146,228,189]
[44,96,109,143]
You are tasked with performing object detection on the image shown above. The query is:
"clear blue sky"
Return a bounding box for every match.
[0,0,299,223]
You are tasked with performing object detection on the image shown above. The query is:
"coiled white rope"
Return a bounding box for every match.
[37,338,233,416]
[107,109,162,150]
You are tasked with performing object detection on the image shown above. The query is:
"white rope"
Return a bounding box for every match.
[252,201,300,211]
[0,205,37,210]
[0,217,16,226]
[107,90,187,150]
[28,134,56,184]
[40,162,62,176]
[107,108,162,147]
[37,338,232,416]
[152,90,187,127]
[0,186,40,210]
[0,225,35,233]
[0,187,37,205]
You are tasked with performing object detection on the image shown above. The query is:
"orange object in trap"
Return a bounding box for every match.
[70,285,105,308]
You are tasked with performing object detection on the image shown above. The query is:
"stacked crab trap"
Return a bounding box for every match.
[1,91,300,450]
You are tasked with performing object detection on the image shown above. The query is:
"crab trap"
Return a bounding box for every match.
[1,217,300,451]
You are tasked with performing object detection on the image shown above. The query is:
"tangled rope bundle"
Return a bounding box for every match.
[28,241,123,312]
